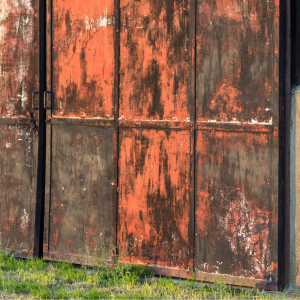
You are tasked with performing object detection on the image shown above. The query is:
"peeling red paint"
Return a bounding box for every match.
[42,0,279,288]
[120,0,191,121]
[52,0,115,118]
[196,0,278,124]
[194,0,279,283]
[118,128,192,268]
[0,0,38,116]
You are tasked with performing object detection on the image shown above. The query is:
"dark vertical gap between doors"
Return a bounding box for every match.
[288,0,300,289]
[34,0,47,258]
[291,0,300,86]
[278,0,291,290]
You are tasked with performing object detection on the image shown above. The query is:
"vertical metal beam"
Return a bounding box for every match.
[34,0,47,258]
[291,0,300,86]
[278,0,291,290]
[112,0,120,256]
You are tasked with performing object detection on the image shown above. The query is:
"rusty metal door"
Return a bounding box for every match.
[116,0,280,287]
[43,0,117,262]
[117,0,195,271]
[43,0,195,265]
[0,0,39,257]
[194,0,279,287]
[42,0,280,288]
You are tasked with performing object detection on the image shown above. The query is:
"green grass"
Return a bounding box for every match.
[0,250,295,299]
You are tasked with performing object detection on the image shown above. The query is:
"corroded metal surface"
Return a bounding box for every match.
[196,0,279,124]
[195,131,278,279]
[119,0,193,121]
[42,0,280,289]
[0,0,39,116]
[44,0,116,261]
[44,125,114,256]
[118,128,193,268]
[148,265,263,287]
[0,124,37,257]
[195,0,279,284]
[117,0,194,271]
[0,0,39,257]
[52,0,115,118]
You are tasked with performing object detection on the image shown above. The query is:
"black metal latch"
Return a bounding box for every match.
[30,91,39,135]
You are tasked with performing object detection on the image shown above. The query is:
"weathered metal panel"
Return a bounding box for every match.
[195,131,278,281]
[119,0,193,121]
[118,128,193,268]
[0,0,39,117]
[52,0,115,118]
[0,124,37,257]
[118,0,195,272]
[41,0,281,288]
[44,125,114,258]
[196,0,279,124]
[195,0,279,286]
[44,0,117,262]
[0,0,39,257]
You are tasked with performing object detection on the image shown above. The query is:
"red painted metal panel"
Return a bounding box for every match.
[118,128,193,269]
[118,0,195,274]
[119,0,192,121]
[52,0,115,118]
[196,0,279,124]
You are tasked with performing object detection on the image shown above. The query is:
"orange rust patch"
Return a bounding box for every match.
[196,0,278,124]
[120,0,191,121]
[52,0,114,118]
[118,128,192,268]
